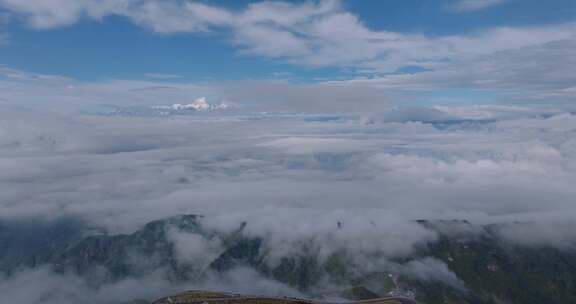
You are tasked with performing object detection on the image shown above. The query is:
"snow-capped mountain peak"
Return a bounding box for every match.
[151,97,234,112]
[99,97,237,117]
[154,97,210,111]
[179,97,210,111]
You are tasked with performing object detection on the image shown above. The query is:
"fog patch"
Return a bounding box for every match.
[400,258,467,291]
[0,267,176,304]
[167,227,225,274]
[495,220,576,250]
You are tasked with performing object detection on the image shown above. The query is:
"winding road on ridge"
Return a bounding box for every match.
[152,291,418,304]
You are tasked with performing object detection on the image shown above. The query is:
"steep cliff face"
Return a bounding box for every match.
[2,215,576,304]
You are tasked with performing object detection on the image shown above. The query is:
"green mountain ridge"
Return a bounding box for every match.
[1,215,576,304]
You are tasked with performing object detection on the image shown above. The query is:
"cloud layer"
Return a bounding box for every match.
[1,105,576,302]
[1,107,576,236]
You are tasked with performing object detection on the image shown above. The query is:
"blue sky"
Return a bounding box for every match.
[1,0,574,80]
[0,0,574,111]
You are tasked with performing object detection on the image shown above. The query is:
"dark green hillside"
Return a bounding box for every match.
[2,216,576,304]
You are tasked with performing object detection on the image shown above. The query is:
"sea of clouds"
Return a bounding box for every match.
[1,105,576,303]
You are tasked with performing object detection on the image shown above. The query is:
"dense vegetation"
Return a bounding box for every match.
[1,215,575,304]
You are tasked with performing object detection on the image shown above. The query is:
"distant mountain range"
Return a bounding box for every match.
[93,97,236,117]
[2,215,576,304]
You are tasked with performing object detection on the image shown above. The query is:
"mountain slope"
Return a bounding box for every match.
[1,216,576,304]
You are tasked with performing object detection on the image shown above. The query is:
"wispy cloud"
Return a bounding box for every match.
[324,38,576,104]
[449,0,508,12]
[144,73,183,80]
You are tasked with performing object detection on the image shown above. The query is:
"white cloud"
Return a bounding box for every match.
[167,227,224,273]
[0,0,124,28]
[0,0,573,74]
[259,137,377,154]
[495,220,576,249]
[450,0,508,12]
[0,267,178,304]
[401,258,466,290]
[205,208,437,267]
[126,1,233,33]
[325,38,576,103]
